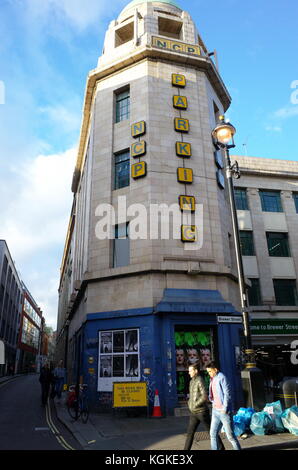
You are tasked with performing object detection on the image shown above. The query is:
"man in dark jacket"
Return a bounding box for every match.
[39,362,52,406]
[184,362,225,450]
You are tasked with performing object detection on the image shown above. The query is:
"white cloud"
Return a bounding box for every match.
[265,125,282,133]
[0,147,76,329]
[272,106,298,120]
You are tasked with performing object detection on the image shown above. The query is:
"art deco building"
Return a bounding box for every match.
[57,0,247,413]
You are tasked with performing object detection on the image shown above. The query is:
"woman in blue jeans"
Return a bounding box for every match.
[53,359,66,400]
[206,361,241,451]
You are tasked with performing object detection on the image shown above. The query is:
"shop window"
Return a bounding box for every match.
[114,150,130,190]
[115,22,134,47]
[240,231,255,256]
[98,329,140,392]
[293,193,298,213]
[113,223,130,268]
[115,88,130,123]
[247,278,262,306]
[273,279,298,306]
[260,190,283,212]
[266,232,290,257]
[158,17,183,39]
[235,188,249,210]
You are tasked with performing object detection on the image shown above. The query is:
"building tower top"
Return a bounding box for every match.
[121,0,181,15]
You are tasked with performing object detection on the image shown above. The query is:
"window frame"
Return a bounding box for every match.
[293,193,298,213]
[247,278,262,306]
[240,230,255,256]
[235,188,249,211]
[113,222,130,268]
[266,232,291,257]
[259,190,283,213]
[114,150,130,190]
[273,279,298,306]
[115,88,130,123]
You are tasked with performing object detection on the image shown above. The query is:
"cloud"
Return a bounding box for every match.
[265,125,282,133]
[0,148,76,329]
[272,105,298,120]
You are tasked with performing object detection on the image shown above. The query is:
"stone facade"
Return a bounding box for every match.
[57,1,246,413]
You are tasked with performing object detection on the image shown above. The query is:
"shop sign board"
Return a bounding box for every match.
[217,316,242,323]
[113,382,148,408]
[251,319,298,335]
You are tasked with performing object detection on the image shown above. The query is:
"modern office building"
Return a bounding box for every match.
[17,282,43,373]
[235,155,298,385]
[0,240,23,376]
[57,0,251,414]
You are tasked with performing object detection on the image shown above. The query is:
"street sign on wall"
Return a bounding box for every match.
[0,340,5,364]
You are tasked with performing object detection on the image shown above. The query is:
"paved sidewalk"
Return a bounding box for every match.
[53,392,298,451]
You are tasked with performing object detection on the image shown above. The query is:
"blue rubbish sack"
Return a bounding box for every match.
[233,407,255,436]
[263,400,285,433]
[250,411,275,435]
[281,406,298,436]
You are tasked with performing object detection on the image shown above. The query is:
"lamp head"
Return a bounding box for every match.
[212,115,236,147]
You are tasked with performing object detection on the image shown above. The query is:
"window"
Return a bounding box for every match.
[115,88,130,123]
[259,190,283,212]
[98,329,140,391]
[293,193,298,213]
[158,17,183,39]
[240,231,255,256]
[273,279,298,306]
[114,150,130,190]
[235,188,249,210]
[113,223,130,268]
[115,22,134,47]
[266,232,290,257]
[247,279,262,306]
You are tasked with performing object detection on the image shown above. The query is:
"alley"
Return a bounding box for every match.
[0,375,81,451]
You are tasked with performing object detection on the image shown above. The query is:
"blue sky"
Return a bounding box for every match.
[0,0,297,328]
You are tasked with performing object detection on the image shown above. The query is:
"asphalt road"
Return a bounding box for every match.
[0,374,82,451]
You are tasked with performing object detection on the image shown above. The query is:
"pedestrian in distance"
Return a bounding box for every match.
[184,362,225,450]
[206,361,241,451]
[39,362,52,406]
[52,359,66,402]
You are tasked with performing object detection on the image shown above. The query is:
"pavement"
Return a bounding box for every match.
[52,390,298,451]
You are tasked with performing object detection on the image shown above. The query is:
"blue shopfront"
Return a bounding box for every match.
[77,289,244,415]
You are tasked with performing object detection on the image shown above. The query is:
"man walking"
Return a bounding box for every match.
[206,361,241,450]
[184,362,225,450]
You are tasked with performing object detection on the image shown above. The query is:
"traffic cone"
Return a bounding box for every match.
[152,389,162,418]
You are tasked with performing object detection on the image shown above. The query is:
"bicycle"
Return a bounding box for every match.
[67,384,89,423]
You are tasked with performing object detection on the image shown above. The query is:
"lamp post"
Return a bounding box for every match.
[212,115,265,410]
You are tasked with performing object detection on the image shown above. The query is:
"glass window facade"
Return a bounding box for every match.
[273,279,298,306]
[266,232,290,257]
[260,190,283,212]
[114,150,130,190]
[113,223,130,268]
[235,188,249,210]
[247,278,262,306]
[293,193,298,213]
[115,89,130,123]
[240,231,255,256]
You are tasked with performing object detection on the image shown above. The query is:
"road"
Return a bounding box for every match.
[0,374,82,451]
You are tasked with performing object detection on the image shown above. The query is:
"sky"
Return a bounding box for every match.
[0,0,297,329]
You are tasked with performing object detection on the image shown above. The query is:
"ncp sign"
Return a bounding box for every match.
[0,340,5,364]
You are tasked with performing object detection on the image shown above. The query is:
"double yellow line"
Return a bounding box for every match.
[45,400,75,451]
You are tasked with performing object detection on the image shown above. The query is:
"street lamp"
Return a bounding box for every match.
[212,115,265,410]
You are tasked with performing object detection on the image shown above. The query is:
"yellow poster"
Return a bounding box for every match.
[113,382,148,408]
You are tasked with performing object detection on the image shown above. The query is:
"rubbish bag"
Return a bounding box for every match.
[233,407,255,436]
[263,400,285,433]
[250,411,275,435]
[281,406,298,436]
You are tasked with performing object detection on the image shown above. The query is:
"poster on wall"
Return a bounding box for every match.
[175,328,214,398]
[98,329,140,392]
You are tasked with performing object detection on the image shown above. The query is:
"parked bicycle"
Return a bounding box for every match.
[67,384,89,423]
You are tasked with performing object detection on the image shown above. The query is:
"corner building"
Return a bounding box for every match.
[57,0,244,414]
